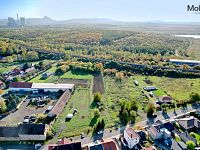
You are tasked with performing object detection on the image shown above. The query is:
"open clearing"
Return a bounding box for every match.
[93,73,105,94]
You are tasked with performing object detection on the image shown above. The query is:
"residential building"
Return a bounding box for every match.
[177,116,200,130]
[42,73,53,79]
[159,96,172,103]
[123,127,140,149]
[87,139,118,150]
[47,138,81,150]
[0,124,47,141]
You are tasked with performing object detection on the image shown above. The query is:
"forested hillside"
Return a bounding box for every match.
[0,27,192,66]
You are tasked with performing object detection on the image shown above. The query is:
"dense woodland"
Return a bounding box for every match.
[0,27,194,67]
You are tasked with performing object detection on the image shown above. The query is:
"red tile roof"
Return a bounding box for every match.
[125,127,140,139]
[159,96,172,102]
[102,140,118,150]
[9,82,33,88]
[149,126,159,135]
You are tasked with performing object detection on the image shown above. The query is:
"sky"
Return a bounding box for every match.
[0,0,200,22]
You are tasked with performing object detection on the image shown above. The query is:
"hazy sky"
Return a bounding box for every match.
[0,0,200,22]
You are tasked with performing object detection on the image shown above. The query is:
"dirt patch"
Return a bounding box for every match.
[143,79,153,85]
[58,78,90,88]
[93,74,105,94]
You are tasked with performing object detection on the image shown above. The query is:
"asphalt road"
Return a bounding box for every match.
[72,103,200,146]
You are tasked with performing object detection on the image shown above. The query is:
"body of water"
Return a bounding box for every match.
[175,35,200,39]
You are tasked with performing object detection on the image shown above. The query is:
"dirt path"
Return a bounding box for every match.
[93,73,105,94]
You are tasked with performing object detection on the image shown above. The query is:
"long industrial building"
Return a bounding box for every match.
[170,59,200,66]
[9,82,74,93]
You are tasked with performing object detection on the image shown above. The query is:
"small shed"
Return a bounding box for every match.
[66,114,73,119]
[134,81,139,86]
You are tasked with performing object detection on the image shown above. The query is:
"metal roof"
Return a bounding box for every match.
[31,83,74,90]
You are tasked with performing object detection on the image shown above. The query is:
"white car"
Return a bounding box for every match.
[47,106,53,111]
[97,130,103,135]
[23,118,29,123]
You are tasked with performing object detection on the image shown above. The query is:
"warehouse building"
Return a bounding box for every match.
[170,59,200,66]
[9,82,75,93]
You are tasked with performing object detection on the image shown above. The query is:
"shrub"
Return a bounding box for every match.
[94,92,102,103]
[186,140,196,150]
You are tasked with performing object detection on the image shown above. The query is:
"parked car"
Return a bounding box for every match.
[29,116,36,123]
[47,106,53,111]
[81,133,85,139]
[97,130,103,135]
[24,116,29,119]
[23,118,29,123]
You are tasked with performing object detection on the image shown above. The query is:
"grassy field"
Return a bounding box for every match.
[52,88,94,139]
[133,75,166,97]
[51,75,147,140]
[30,66,93,83]
[148,76,200,101]
[49,73,200,140]
[0,62,22,73]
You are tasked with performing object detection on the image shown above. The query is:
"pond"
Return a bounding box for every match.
[174,35,200,39]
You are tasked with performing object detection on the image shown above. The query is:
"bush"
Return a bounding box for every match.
[186,140,196,150]
[0,99,7,113]
[147,102,155,116]
[93,109,100,118]
[37,113,47,123]
[94,92,102,103]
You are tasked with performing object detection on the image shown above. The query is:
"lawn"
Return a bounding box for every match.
[102,76,147,125]
[0,62,22,73]
[30,66,93,83]
[148,76,200,101]
[52,88,94,139]
[51,75,147,140]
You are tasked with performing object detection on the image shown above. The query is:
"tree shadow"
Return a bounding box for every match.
[89,116,98,127]
[147,114,155,125]
[173,110,177,116]
[65,118,72,122]
[90,101,97,109]
[162,111,170,119]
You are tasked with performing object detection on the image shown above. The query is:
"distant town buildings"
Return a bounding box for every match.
[7,14,26,27]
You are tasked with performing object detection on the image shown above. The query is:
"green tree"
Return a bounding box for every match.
[130,110,136,122]
[93,109,100,118]
[94,92,102,103]
[186,140,196,150]
[0,99,7,114]
[13,77,20,82]
[26,51,39,61]
[147,102,155,116]
[190,93,200,103]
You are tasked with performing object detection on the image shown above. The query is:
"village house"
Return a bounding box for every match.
[159,96,172,104]
[123,127,141,149]
[176,116,200,130]
[42,72,53,79]
[47,138,82,150]
[86,139,118,150]
[0,124,47,141]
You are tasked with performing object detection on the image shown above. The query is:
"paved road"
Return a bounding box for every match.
[72,103,200,145]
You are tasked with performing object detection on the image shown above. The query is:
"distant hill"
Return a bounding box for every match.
[0,17,200,34]
[26,16,55,25]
